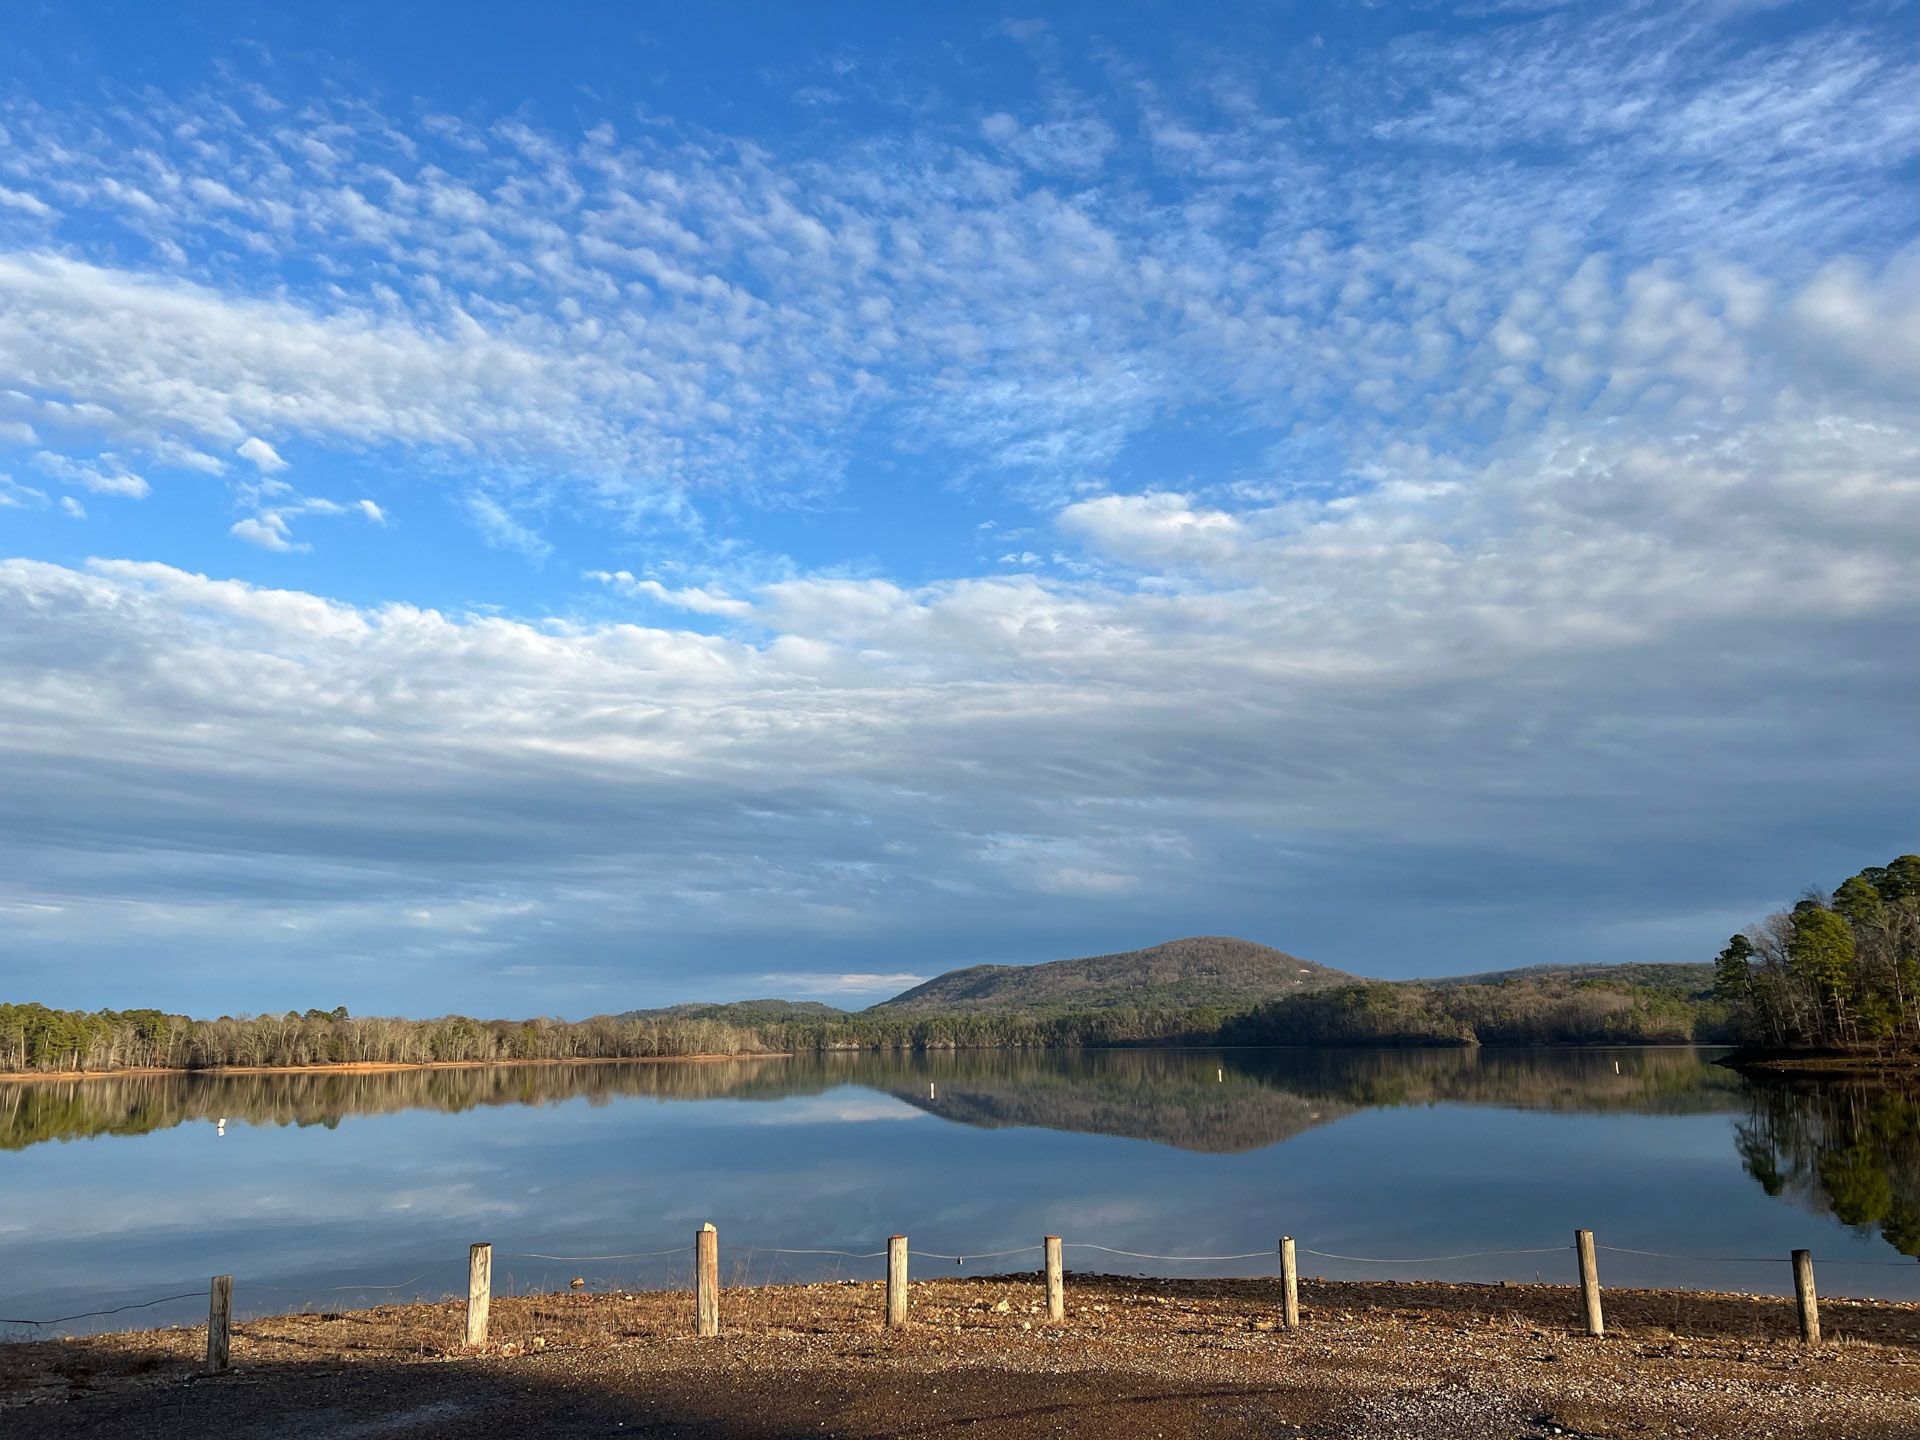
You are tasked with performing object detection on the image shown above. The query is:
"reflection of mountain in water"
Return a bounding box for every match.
[878,1046,1741,1152]
[0,1046,1742,1155]
[1736,1077,1920,1257]
[883,1050,1353,1153]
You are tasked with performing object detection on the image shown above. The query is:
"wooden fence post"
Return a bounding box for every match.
[1575,1229,1604,1338]
[1792,1249,1820,1347]
[466,1242,492,1347]
[1044,1236,1064,1322]
[695,1224,720,1337]
[206,1275,232,1374]
[1279,1236,1300,1331]
[887,1235,908,1329]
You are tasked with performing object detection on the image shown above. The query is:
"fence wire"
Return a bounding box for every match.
[0,1291,206,1329]
[1595,1244,1914,1267]
[1065,1244,1276,1262]
[5,1232,1913,1332]
[1302,1246,1570,1264]
[508,1248,690,1262]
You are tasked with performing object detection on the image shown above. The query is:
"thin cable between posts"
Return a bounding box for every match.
[1065,1244,1278,1262]
[1301,1246,1571,1264]
[754,1247,890,1260]
[1595,1245,1916,1267]
[10,1235,1915,1332]
[0,1290,206,1328]
[908,1245,1046,1263]
[311,1274,430,1293]
[506,1248,691,1262]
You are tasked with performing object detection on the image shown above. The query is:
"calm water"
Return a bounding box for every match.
[3,1046,1916,1335]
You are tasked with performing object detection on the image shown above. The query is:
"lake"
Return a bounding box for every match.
[3,1046,1916,1336]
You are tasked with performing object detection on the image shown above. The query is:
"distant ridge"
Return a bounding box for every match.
[1424,962,1717,995]
[867,936,1353,1014]
[617,998,850,1024]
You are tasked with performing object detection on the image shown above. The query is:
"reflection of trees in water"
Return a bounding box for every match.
[0,1059,805,1150]
[1737,1079,1920,1257]
[0,1046,1745,1156]
[875,1047,1741,1152]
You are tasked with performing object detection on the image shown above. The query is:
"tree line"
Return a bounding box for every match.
[0,1003,775,1075]
[1218,975,1725,1048]
[5,945,1783,1079]
[1713,855,1920,1056]
[2,977,1736,1077]
[0,1000,1229,1076]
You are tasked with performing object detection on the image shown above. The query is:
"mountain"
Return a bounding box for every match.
[617,998,850,1025]
[867,936,1354,1015]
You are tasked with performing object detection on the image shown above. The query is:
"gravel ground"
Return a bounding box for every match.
[4,1274,1918,1439]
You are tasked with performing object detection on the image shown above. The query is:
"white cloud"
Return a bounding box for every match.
[0,12,1914,1003]
[236,436,289,472]
[757,973,930,997]
[1058,493,1245,570]
[0,185,51,217]
[59,495,84,518]
[588,569,753,619]
[0,13,1909,541]
[466,494,551,562]
[30,450,149,498]
[0,474,45,507]
[230,513,306,552]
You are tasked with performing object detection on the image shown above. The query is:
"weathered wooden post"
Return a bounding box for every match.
[695,1224,720,1337]
[886,1235,909,1328]
[1044,1236,1064,1322]
[206,1274,232,1374]
[1575,1229,1604,1338]
[1792,1249,1820,1347]
[1279,1236,1300,1331]
[466,1242,492,1347]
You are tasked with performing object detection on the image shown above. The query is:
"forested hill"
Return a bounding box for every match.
[870,936,1353,1014]
[1,944,1748,1077]
[1428,962,1716,994]
[616,998,849,1025]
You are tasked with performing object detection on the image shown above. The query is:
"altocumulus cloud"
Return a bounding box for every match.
[0,2,1914,1013]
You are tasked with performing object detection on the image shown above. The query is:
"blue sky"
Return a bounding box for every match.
[0,1,1915,1016]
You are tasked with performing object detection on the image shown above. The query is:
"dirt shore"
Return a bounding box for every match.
[0,1053,787,1084]
[6,1274,1919,1438]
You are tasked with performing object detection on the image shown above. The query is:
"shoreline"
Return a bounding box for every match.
[6,1274,1917,1438]
[0,1039,1742,1085]
[1716,1046,1920,1077]
[0,1053,791,1085]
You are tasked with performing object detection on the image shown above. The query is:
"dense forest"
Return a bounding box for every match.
[0,982,1722,1077]
[1713,855,1920,1058]
[16,912,1835,1077]
[0,1000,1243,1075]
[1218,973,1726,1048]
[0,1004,773,1075]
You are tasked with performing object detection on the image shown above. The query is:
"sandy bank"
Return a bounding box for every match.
[6,1274,1918,1438]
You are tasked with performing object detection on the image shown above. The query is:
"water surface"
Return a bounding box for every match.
[3,1046,1915,1335]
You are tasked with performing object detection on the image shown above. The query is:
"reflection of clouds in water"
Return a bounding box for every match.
[732,1096,929,1126]
[5,1050,1918,1331]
